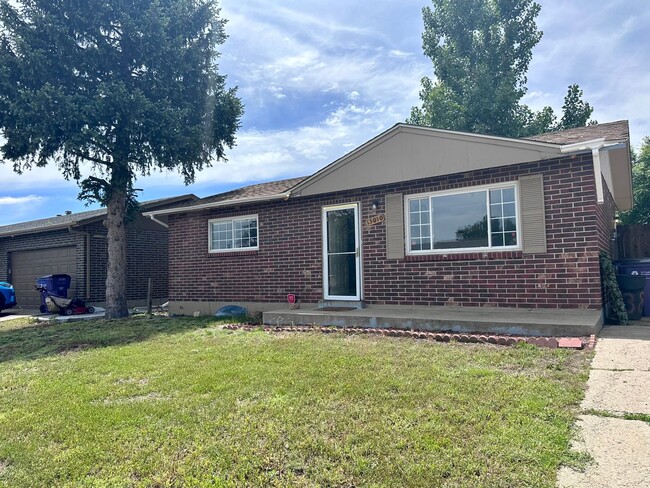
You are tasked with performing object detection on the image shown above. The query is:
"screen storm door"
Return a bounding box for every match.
[323,203,361,300]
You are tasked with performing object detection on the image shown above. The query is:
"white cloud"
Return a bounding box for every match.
[2,0,649,225]
[526,0,650,146]
[389,49,414,59]
[0,195,45,205]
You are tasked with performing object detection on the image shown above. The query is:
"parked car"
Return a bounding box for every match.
[0,282,17,313]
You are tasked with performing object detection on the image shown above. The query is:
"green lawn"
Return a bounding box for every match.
[0,316,590,487]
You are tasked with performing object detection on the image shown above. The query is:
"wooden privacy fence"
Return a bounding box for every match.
[617,225,650,260]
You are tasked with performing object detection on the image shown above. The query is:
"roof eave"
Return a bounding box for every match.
[143,192,293,217]
[0,221,82,239]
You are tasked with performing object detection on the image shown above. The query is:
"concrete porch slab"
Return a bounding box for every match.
[263,305,602,337]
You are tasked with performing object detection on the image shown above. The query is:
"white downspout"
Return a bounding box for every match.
[560,138,606,204]
[147,214,169,229]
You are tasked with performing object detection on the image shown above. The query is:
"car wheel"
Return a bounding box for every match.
[87,307,95,314]
[65,308,74,316]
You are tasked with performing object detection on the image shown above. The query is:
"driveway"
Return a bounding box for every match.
[557,323,650,488]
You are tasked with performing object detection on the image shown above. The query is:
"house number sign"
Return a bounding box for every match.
[365,214,385,226]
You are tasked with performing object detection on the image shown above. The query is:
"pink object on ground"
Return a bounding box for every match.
[559,337,584,349]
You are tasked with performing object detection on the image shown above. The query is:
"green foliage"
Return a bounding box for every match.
[408,0,542,137]
[618,137,650,225]
[599,251,628,325]
[456,215,487,241]
[0,0,242,196]
[0,316,591,487]
[0,0,243,317]
[409,0,595,137]
[559,84,595,130]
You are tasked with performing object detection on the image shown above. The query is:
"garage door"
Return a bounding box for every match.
[11,247,77,308]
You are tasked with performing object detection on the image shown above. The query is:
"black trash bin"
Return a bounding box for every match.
[617,260,650,317]
[616,274,645,320]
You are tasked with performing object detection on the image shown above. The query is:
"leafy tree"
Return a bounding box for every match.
[408,0,543,137]
[558,84,595,130]
[0,0,243,318]
[618,138,650,225]
[456,216,487,242]
[409,0,595,138]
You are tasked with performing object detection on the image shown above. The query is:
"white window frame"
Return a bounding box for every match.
[208,214,259,253]
[404,182,521,255]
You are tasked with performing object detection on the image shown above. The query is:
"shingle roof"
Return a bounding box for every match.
[183,176,307,207]
[525,120,629,145]
[0,194,196,237]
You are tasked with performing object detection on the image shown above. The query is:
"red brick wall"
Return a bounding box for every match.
[595,177,617,255]
[84,221,169,302]
[169,153,608,310]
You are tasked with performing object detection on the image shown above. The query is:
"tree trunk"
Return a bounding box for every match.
[105,183,129,319]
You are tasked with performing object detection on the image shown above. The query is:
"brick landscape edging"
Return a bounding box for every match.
[222,324,594,350]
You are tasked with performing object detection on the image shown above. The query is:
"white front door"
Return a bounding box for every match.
[323,203,361,300]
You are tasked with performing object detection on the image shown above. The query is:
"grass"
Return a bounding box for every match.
[583,408,650,424]
[0,316,591,487]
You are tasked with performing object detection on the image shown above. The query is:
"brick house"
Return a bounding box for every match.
[146,121,632,336]
[0,194,196,309]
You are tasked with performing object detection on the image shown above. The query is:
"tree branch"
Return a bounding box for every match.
[69,150,111,167]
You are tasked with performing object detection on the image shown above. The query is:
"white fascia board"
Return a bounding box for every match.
[559,138,606,154]
[143,192,292,217]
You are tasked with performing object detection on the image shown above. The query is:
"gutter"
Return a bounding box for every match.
[560,138,625,204]
[143,191,293,218]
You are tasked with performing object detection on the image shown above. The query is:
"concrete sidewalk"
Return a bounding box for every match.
[557,324,650,488]
[0,308,42,322]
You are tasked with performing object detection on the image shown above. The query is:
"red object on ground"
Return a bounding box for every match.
[558,337,584,349]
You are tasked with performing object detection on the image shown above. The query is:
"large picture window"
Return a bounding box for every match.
[209,215,258,252]
[406,184,519,253]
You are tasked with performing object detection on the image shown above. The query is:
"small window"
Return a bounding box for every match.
[406,184,519,254]
[209,215,258,252]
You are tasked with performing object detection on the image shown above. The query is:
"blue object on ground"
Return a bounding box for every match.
[36,274,72,312]
[0,282,17,312]
[36,274,72,298]
[215,305,248,318]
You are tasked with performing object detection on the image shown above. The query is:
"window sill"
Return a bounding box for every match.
[208,249,259,257]
[405,250,523,262]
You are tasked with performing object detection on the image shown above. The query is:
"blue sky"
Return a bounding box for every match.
[1,0,649,225]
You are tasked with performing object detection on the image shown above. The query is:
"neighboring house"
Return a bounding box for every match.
[0,195,197,309]
[146,121,632,334]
